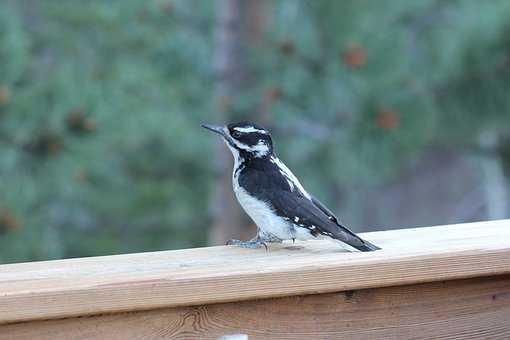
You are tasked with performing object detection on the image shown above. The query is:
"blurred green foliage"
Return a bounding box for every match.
[1,0,510,263]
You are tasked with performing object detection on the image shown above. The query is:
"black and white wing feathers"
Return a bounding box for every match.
[272,191,380,251]
[310,195,340,224]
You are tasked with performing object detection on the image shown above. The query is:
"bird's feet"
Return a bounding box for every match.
[226,238,268,250]
[265,234,283,243]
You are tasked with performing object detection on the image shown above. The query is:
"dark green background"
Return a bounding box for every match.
[1,0,509,263]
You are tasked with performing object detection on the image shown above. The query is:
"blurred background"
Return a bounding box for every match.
[1,0,510,264]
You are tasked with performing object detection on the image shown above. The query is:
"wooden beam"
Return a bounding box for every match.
[0,219,509,325]
[2,275,510,339]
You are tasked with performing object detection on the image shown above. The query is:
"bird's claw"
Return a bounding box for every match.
[226,239,268,250]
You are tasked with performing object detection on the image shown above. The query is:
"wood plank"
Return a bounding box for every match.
[0,219,510,324]
[2,275,510,340]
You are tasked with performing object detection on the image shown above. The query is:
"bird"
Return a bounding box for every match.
[202,121,380,252]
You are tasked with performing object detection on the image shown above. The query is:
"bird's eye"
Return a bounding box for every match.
[232,131,242,138]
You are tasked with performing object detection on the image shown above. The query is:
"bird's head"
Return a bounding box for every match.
[202,121,273,159]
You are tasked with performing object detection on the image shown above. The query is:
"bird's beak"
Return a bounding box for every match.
[201,123,227,137]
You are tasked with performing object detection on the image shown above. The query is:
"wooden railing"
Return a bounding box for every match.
[1,220,510,339]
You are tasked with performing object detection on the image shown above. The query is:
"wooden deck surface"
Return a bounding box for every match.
[1,219,509,327]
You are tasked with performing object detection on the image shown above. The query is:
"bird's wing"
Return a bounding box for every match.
[310,195,340,224]
[270,190,376,251]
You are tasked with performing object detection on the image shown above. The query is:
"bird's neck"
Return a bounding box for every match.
[233,152,274,174]
[245,152,274,165]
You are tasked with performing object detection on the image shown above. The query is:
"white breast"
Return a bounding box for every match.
[233,180,292,240]
[235,187,318,241]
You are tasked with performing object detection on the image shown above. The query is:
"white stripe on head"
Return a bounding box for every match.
[230,138,270,158]
[230,138,250,151]
[233,126,268,134]
[250,140,270,157]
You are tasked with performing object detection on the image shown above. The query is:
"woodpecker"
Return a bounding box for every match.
[202,121,380,252]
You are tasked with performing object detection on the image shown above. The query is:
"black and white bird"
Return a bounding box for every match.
[202,121,380,252]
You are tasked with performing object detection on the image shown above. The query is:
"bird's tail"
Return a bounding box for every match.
[334,221,381,252]
[352,238,381,252]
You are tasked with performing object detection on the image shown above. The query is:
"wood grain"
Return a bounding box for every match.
[0,219,509,324]
[2,275,509,340]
